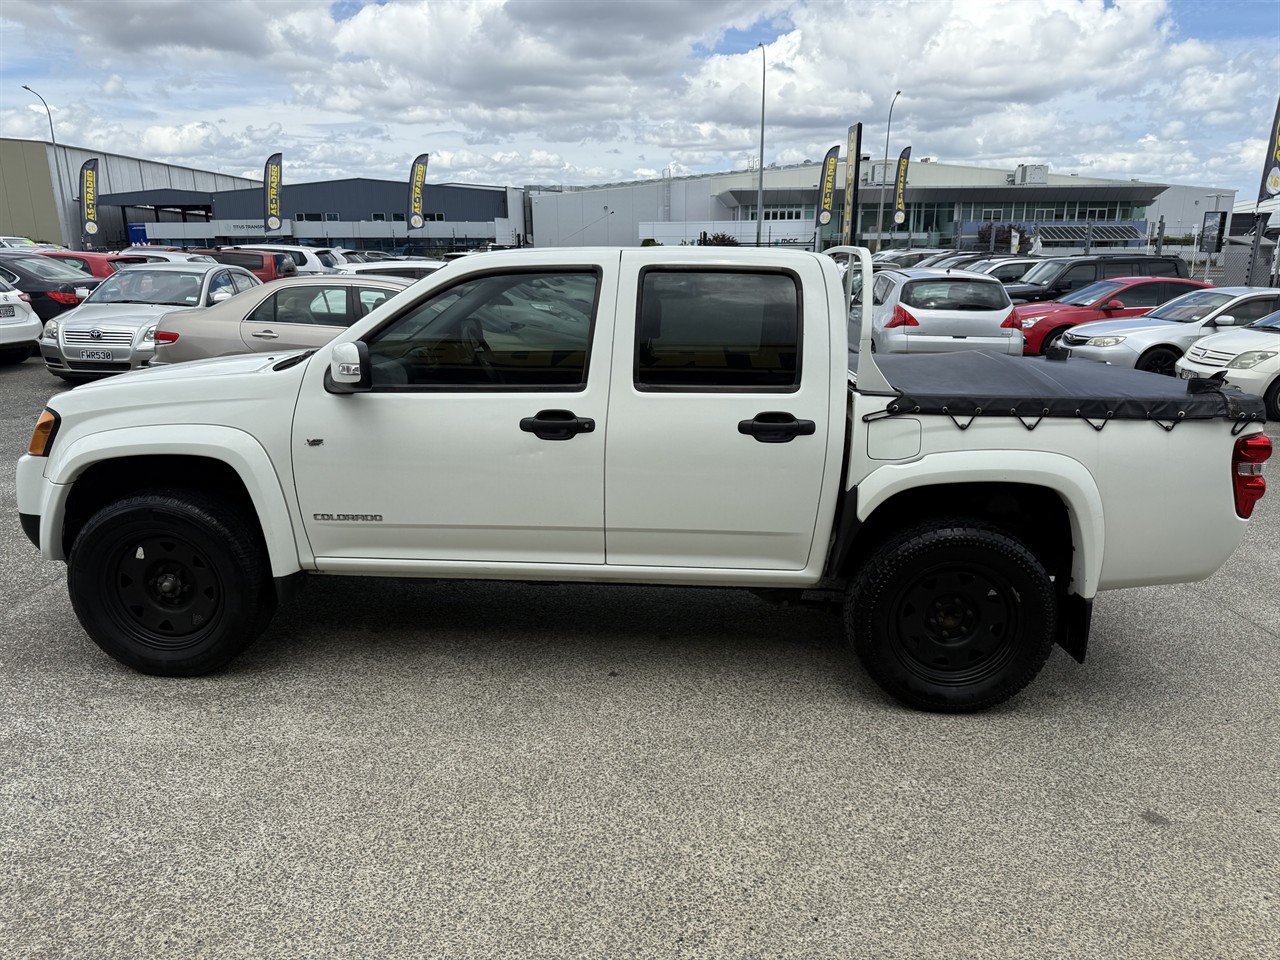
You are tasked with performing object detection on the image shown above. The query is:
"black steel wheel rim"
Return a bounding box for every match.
[106,532,224,650]
[888,560,1021,686]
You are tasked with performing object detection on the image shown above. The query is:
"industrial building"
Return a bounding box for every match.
[0,136,1257,256]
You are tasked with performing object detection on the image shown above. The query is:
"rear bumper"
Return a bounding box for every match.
[0,314,43,347]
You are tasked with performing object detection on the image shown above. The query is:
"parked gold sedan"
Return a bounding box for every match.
[150,275,414,364]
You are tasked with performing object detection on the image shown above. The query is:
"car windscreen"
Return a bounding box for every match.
[1249,309,1280,331]
[900,279,1010,310]
[87,269,206,306]
[1145,290,1235,323]
[8,256,90,280]
[1060,280,1127,307]
[1019,261,1067,285]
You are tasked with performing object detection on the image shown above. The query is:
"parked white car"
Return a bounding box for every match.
[0,276,42,363]
[232,244,335,275]
[113,248,218,264]
[335,259,448,280]
[1176,309,1280,420]
[1063,287,1280,375]
[851,267,1021,355]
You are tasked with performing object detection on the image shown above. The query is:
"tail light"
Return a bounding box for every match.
[18,292,31,302]
[999,309,1020,329]
[48,291,82,305]
[885,304,919,328]
[1232,433,1271,519]
[154,330,179,344]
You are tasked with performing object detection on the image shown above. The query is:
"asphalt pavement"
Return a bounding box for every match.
[1,355,1277,960]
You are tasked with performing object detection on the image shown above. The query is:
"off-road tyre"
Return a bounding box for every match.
[846,519,1057,712]
[68,489,276,675]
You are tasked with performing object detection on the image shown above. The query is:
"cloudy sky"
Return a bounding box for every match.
[0,0,1276,197]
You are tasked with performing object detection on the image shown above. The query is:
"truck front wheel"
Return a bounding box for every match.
[68,489,276,675]
[846,520,1057,712]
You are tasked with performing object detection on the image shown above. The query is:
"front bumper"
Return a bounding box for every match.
[41,338,155,377]
[1175,357,1274,397]
[15,454,64,559]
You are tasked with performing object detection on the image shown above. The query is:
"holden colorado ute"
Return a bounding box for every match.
[16,247,1272,712]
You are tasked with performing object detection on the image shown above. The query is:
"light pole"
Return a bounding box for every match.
[22,84,68,246]
[874,90,901,253]
[755,43,766,247]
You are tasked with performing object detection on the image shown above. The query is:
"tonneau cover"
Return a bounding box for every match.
[857,351,1266,424]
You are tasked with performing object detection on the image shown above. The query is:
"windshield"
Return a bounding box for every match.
[1145,290,1234,323]
[1019,260,1065,285]
[1249,309,1280,331]
[87,269,206,306]
[8,256,90,280]
[1060,280,1126,307]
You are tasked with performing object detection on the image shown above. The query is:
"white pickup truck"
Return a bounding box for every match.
[16,247,1272,712]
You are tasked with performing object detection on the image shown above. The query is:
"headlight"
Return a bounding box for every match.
[44,320,58,339]
[1227,350,1277,369]
[1087,336,1126,347]
[142,325,156,343]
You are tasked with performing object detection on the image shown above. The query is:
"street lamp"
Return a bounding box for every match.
[22,84,68,246]
[755,43,766,247]
[874,90,901,253]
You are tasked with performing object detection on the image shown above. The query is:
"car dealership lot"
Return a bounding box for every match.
[1,356,1276,960]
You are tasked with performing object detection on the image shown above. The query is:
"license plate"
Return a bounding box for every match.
[1179,369,1195,380]
[0,305,13,318]
[79,349,113,361]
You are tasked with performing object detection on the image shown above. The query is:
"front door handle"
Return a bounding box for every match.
[520,409,595,441]
[251,330,280,340]
[737,411,816,443]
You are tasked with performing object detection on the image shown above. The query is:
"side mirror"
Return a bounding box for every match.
[1101,299,1126,310]
[75,287,91,300]
[1211,314,1236,326]
[210,289,233,303]
[325,341,372,394]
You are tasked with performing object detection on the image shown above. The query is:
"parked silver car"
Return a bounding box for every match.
[851,268,1021,355]
[39,262,260,380]
[1063,287,1280,375]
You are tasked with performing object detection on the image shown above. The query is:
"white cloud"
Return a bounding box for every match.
[0,0,1273,196]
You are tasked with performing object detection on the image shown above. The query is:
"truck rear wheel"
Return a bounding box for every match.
[68,489,276,675]
[846,520,1056,712]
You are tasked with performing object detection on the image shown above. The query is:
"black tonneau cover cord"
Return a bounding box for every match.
[858,351,1268,434]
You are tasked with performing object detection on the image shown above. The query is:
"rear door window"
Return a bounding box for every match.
[635,270,799,391]
[231,272,257,294]
[1145,260,1182,277]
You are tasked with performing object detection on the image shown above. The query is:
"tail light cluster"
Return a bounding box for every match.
[1232,433,1272,519]
[154,330,179,344]
[48,291,82,305]
[885,304,919,328]
[999,309,1021,329]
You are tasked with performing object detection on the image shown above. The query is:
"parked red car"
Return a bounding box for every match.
[39,250,152,278]
[188,248,297,283]
[1015,276,1211,355]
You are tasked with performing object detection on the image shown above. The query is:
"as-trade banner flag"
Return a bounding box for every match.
[407,153,430,229]
[263,152,283,232]
[79,159,99,238]
[1258,94,1280,204]
[841,123,862,246]
[815,145,840,235]
[892,146,911,227]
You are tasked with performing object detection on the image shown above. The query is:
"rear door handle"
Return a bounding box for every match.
[520,409,595,441]
[251,330,279,340]
[737,412,816,443]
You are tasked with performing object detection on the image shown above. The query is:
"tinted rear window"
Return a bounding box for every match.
[900,279,1010,310]
[209,252,264,269]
